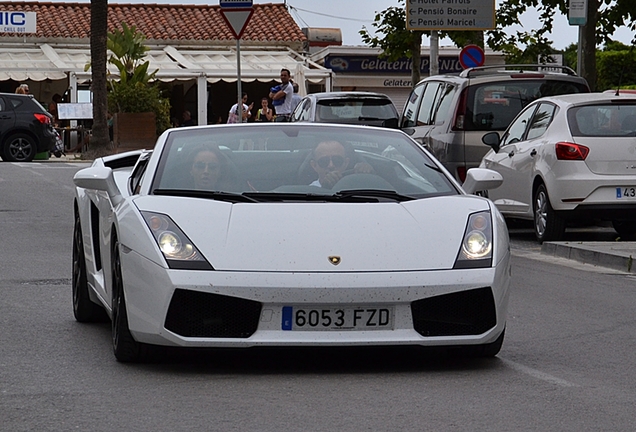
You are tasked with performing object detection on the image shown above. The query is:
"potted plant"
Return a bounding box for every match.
[107,23,171,152]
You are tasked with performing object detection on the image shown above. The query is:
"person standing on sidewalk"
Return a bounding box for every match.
[269,68,293,122]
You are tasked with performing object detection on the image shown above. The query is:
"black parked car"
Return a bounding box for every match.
[0,92,56,162]
[290,92,400,128]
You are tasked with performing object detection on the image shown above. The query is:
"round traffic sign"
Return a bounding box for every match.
[459,45,485,69]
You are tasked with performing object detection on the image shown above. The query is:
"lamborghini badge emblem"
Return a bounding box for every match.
[328,256,341,265]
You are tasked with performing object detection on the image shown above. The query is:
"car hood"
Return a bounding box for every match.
[134,195,490,272]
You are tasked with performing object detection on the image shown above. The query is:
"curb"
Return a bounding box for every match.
[542,241,636,273]
[38,154,91,163]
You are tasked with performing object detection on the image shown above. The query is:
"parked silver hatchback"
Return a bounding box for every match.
[400,65,590,182]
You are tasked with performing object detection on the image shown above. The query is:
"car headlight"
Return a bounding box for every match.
[141,211,213,270]
[453,211,493,269]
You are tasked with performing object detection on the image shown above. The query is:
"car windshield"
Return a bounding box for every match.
[466,80,589,131]
[315,99,397,122]
[568,103,636,137]
[151,124,457,202]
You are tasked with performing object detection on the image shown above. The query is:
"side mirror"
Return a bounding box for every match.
[482,132,501,153]
[73,166,124,206]
[462,168,503,195]
[402,127,415,136]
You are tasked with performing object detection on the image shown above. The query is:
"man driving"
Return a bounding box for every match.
[309,140,373,189]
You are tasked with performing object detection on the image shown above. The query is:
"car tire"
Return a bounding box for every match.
[612,220,636,241]
[111,235,149,363]
[533,184,565,243]
[3,133,37,162]
[73,213,108,323]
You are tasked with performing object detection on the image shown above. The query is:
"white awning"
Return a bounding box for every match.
[0,43,332,85]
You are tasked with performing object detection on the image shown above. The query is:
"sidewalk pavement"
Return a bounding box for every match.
[38,152,90,162]
[542,241,636,274]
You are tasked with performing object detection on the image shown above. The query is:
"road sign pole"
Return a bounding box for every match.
[236,39,243,122]
[220,1,253,123]
[430,31,439,76]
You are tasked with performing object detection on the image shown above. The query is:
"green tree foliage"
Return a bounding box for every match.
[562,41,636,90]
[106,23,170,136]
[360,1,423,87]
[596,43,636,90]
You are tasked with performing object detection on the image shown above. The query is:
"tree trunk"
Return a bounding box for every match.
[580,0,598,91]
[85,0,111,160]
[410,32,423,89]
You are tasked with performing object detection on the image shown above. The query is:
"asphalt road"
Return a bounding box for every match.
[1,161,635,431]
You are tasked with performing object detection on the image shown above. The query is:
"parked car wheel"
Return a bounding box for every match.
[72,213,108,322]
[533,184,565,243]
[111,235,149,362]
[612,220,636,240]
[4,133,37,162]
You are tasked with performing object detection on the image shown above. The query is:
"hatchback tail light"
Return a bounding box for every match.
[34,113,51,124]
[555,142,589,160]
[452,88,468,130]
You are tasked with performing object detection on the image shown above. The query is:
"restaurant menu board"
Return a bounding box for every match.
[57,103,93,119]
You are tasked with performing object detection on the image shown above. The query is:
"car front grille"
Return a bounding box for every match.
[411,287,497,337]
[165,289,262,338]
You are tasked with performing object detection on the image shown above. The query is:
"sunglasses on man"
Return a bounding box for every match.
[315,155,345,169]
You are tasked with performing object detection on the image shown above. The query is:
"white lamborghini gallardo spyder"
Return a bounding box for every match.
[72,123,510,362]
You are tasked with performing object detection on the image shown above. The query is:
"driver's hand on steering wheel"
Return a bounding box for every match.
[321,170,344,189]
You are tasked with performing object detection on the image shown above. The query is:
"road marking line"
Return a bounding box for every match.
[500,358,579,387]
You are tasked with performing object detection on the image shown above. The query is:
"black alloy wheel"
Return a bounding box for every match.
[3,133,37,162]
[533,184,566,243]
[72,213,107,322]
[111,235,149,362]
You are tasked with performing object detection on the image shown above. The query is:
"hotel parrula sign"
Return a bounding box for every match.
[406,0,495,31]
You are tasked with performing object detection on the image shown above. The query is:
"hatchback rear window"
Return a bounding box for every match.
[466,80,589,131]
[568,104,636,137]
[316,99,397,121]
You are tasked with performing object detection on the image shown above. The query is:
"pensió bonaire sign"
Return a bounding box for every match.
[0,11,36,33]
[405,0,495,31]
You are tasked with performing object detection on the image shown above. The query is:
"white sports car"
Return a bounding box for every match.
[72,123,510,362]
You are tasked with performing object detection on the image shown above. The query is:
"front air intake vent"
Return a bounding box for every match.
[165,289,262,338]
[411,287,497,337]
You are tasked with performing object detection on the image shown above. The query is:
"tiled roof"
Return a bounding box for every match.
[0,2,306,43]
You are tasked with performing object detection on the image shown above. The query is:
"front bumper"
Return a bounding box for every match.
[120,249,511,348]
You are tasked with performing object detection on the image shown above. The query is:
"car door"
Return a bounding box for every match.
[482,103,538,214]
[403,82,444,154]
[0,95,16,132]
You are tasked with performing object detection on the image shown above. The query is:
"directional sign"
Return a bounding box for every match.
[220,0,253,8]
[220,8,254,39]
[459,45,485,69]
[568,0,587,25]
[405,0,495,31]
